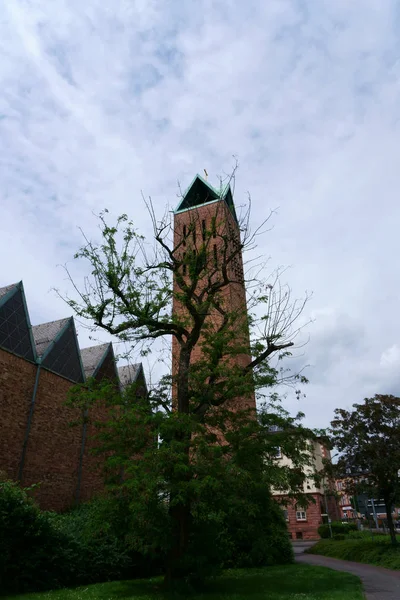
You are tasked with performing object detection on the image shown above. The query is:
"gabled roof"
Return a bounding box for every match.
[118,363,142,390]
[0,281,36,361]
[32,318,70,359]
[80,343,111,379]
[0,282,19,303]
[174,174,238,223]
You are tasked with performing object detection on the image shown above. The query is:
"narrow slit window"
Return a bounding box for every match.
[202,219,206,241]
[183,225,187,246]
[192,226,196,245]
[213,244,218,268]
[211,217,217,238]
[183,253,187,275]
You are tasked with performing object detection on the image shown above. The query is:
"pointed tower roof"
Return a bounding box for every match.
[174,174,238,223]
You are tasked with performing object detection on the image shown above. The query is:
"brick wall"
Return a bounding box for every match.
[0,348,36,480]
[172,200,255,412]
[0,346,106,511]
[276,492,342,540]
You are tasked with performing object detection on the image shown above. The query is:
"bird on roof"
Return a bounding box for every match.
[204,169,208,180]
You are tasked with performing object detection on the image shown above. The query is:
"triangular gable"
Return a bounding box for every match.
[39,317,85,383]
[0,281,36,361]
[81,342,119,382]
[95,343,119,382]
[32,318,70,359]
[81,343,110,379]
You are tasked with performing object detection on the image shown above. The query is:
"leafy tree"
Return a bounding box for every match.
[62,173,312,584]
[329,395,400,546]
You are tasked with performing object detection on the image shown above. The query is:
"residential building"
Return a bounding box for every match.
[272,438,341,540]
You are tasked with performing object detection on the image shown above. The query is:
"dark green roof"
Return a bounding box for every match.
[174,174,238,224]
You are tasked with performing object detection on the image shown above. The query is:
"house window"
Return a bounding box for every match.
[296,509,307,521]
[274,447,282,459]
[337,481,343,491]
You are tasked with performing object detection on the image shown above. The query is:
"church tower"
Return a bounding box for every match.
[172,174,256,413]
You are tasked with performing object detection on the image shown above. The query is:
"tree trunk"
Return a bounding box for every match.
[164,499,191,587]
[384,498,398,546]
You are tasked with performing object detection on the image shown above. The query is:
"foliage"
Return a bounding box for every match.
[68,374,315,583]
[328,394,400,546]
[0,480,80,594]
[0,479,162,595]
[61,175,312,584]
[318,522,357,539]
[6,565,364,600]
[308,537,400,570]
[53,498,163,582]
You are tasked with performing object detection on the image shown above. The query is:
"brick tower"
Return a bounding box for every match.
[172,174,256,413]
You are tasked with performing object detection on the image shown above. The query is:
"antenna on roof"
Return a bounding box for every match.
[204,169,208,180]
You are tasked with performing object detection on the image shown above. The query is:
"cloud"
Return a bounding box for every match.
[0,0,400,426]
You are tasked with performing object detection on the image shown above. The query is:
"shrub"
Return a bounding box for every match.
[333,534,346,541]
[0,482,163,595]
[0,480,81,594]
[318,521,358,539]
[307,537,400,569]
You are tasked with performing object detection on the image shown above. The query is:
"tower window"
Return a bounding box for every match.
[183,253,187,276]
[202,219,206,241]
[192,226,196,245]
[182,225,187,246]
[213,244,218,268]
[211,217,217,238]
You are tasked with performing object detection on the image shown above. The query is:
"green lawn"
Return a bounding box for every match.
[308,537,400,570]
[4,565,364,600]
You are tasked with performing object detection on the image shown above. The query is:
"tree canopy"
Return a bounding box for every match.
[330,394,400,545]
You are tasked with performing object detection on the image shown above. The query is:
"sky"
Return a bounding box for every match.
[1,0,400,429]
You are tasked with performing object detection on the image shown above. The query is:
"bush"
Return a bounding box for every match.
[0,480,81,594]
[307,537,400,569]
[333,534,346,541]
[318,521,358,539]
[0,481,163,595]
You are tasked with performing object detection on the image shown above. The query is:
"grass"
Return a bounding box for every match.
[308,537,400,570]
[4,565,364,600]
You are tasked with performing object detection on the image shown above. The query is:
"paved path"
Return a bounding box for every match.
[297,552,400,600]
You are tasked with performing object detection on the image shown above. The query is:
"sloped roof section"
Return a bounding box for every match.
[81,343,110,379]
[118,363,141,389]
[0,282,36,361]
[0,282,18,303]
[38,317,85,383]
[32,318,70,358]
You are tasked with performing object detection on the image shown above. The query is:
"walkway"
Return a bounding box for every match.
[296,549,400,600]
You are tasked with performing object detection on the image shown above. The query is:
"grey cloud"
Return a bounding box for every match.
[1,0,400,428]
